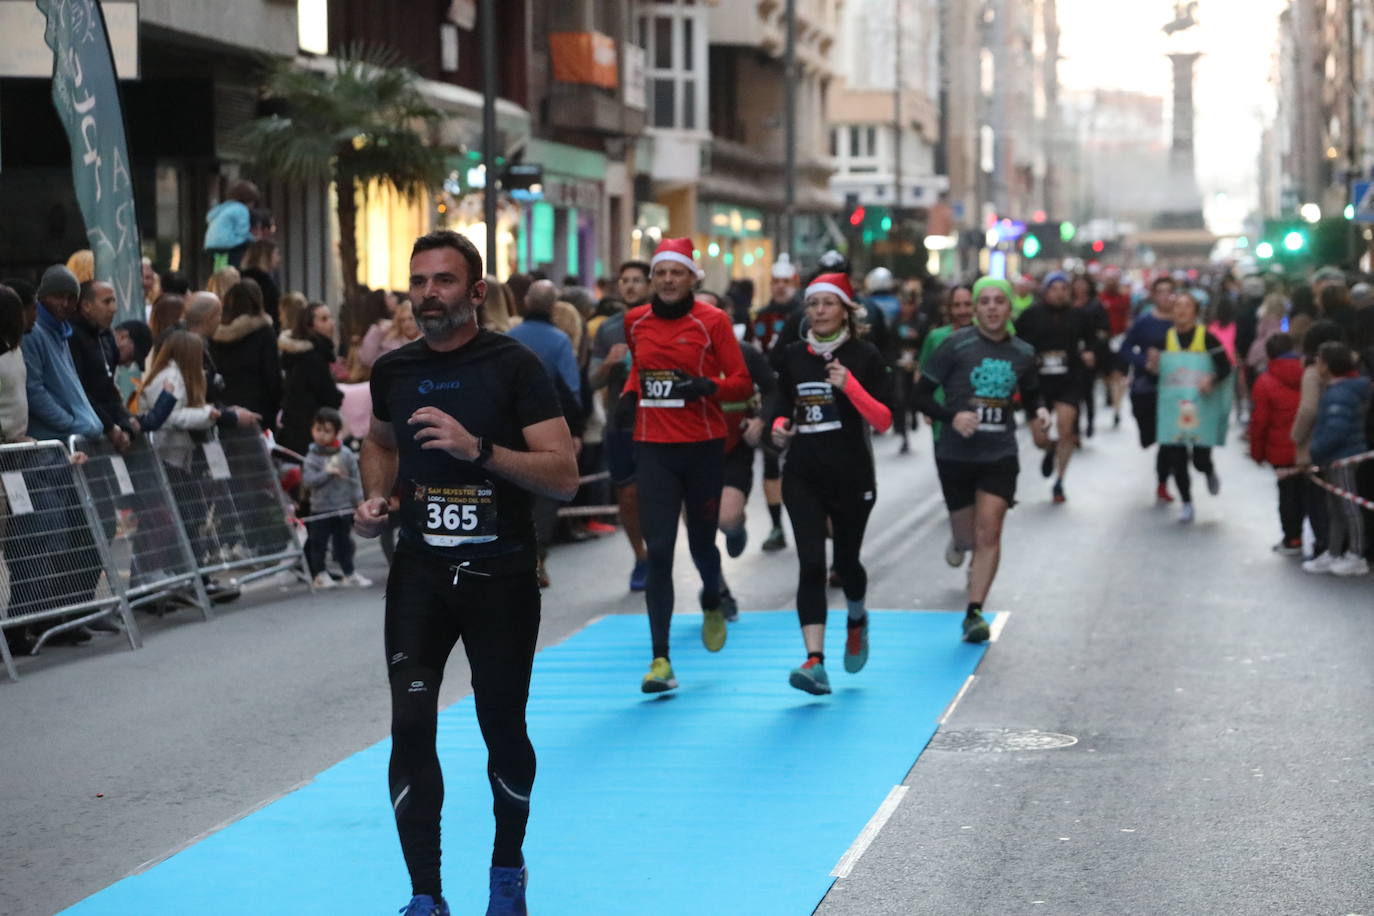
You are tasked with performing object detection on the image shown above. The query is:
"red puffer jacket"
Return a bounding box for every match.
[1249,355,1303,467]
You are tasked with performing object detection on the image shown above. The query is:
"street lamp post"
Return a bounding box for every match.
[782,0,797,258]
[481,0,498,277]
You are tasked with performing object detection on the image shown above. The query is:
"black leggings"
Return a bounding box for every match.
[783,473,875,627]
[1159,445,1213,502]
[384,546,541,898]
[636,440,724,659]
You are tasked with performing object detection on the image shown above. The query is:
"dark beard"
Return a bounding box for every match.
[417,297,475,338]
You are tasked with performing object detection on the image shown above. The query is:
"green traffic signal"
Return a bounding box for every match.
[1023,234,1042,258]
[1283,230,1305,252]
[1059,221,1076,242]
[1255,241,1274,259]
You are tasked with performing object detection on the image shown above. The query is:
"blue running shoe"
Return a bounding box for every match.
[724,525,748,558]
[629,559,648,592]
[487,865,528,915]
[400,894,449,916]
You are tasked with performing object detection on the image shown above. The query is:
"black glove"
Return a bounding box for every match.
[613,391,638,428]
[670,374,719,402]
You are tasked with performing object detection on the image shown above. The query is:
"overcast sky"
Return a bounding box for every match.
[1057,0,1288,232]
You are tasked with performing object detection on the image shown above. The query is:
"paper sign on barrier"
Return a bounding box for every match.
[203,441,232,480]
[110,455,135,496]
[2,471,34,515]
[1157,351,1233,447]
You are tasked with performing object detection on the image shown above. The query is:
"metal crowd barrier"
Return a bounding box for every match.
[151,425,308,588]
[0,440,139,681]
[70,434,211,618]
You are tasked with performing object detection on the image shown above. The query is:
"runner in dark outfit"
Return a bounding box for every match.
[911,277,1050,643]
[768,273,894,694]
[1015,272,1096,503]
[355,231,579,916]
[714,297,776,619]
[619,238,752,693]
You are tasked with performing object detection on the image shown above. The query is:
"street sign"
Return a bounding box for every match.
[1352,181,1374,223]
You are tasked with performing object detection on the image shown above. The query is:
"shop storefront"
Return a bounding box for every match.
[696,202,773,296]
[519,139,607,284]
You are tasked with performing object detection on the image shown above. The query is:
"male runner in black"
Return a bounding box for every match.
[355,231,579,916]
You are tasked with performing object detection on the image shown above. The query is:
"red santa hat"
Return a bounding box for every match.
[650,237,704,278]
[804,272,857,307]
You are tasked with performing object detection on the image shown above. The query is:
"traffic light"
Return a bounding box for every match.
[1091,240,1105,254]
[1022,233,1042,259]
[849,204,866,227]
[1283,229,1306,252]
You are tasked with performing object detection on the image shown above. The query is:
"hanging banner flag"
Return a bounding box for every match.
[36,0,143,321]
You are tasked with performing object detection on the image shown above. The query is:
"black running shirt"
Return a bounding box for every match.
[370,330,562,566]
[920,326,1039,463]
[771,337,892,490]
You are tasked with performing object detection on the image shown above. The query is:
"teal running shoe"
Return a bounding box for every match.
[844,617,869,673]
[788,658,832,695]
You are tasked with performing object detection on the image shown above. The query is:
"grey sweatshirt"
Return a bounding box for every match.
[302,441,364,514]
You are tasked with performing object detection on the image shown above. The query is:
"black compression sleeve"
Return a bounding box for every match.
[910,375,957,423]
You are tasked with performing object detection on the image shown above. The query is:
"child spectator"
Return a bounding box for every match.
[1303,341,1371,576]
[204,180,260,269]
[301,407,370,589]
[1248,333,1304,554]
[143,330,219,471]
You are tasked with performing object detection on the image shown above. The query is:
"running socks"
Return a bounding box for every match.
[768,503,783,528]
[808,651,825,664]
[966,602,983,616]
[847,599,867,622]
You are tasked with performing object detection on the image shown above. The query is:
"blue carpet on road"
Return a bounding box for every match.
[64,610,991,916]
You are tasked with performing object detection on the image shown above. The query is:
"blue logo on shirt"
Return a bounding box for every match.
[970,358,1016,398]
[418,379,461,394]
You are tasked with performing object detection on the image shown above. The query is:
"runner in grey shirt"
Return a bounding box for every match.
[911,277,1050,644]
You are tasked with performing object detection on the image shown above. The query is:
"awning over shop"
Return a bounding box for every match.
[420,78,531,158]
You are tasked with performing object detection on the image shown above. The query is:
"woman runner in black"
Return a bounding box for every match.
[768,273,894,694]
[355,231,579,916]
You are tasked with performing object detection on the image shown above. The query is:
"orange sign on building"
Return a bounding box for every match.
[549,31,618,90]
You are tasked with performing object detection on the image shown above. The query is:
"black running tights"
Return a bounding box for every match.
[636,440,725,659]
[384,546,541,898]
[1159,445,1213,502]
[783,473,875,627]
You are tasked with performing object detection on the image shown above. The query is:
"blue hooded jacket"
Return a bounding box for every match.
[22,304,103,441]
[204,199,252,250]
[1309,375,1371,465]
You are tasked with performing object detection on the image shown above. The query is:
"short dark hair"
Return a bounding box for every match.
[411,230,483,286]
[1302,319,1345,359]
[1,278,35,308]
[618,260,651,279]
[1317,340,1355,376]
[79,280,97,304]
[160,270,191,296]
[0,285,25,355]
[1151,276,1176,292]
[1265,332,1294,360]
[313,406,344,431]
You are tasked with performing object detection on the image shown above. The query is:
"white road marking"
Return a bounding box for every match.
[830,785,910,878]
[988,611,1010,642]
[939,675,977,725]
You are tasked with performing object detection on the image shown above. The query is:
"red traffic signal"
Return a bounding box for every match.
[849,205,866,227]
[1091,240,1105,253]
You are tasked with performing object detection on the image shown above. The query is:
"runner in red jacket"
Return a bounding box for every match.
[619,238,752,693]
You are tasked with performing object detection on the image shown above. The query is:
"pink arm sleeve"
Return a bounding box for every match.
[843,374,892,433]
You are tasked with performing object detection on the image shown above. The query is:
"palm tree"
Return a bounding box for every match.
[241,44,448,304]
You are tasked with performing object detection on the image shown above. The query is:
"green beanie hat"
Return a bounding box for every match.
[972,276,1014,301]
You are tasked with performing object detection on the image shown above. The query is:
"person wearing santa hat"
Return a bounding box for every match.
[620,237,753,693]
[766,272,894,695]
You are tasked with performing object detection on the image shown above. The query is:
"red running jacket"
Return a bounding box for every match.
[623,301,753,443]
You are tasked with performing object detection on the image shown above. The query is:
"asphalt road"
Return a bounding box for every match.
[3,408,1371,916]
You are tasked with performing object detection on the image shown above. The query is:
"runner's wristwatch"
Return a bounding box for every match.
[473,437,493,466]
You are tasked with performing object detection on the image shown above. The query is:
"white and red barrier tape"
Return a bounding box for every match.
[1275,449,1374,509]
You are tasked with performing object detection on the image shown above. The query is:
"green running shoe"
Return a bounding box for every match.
[701,609,727,652]
[761,526,787,552]
[844,617,869,673]
[788,658,832,695]
[962,610,990,643]
[641,657,678,693]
